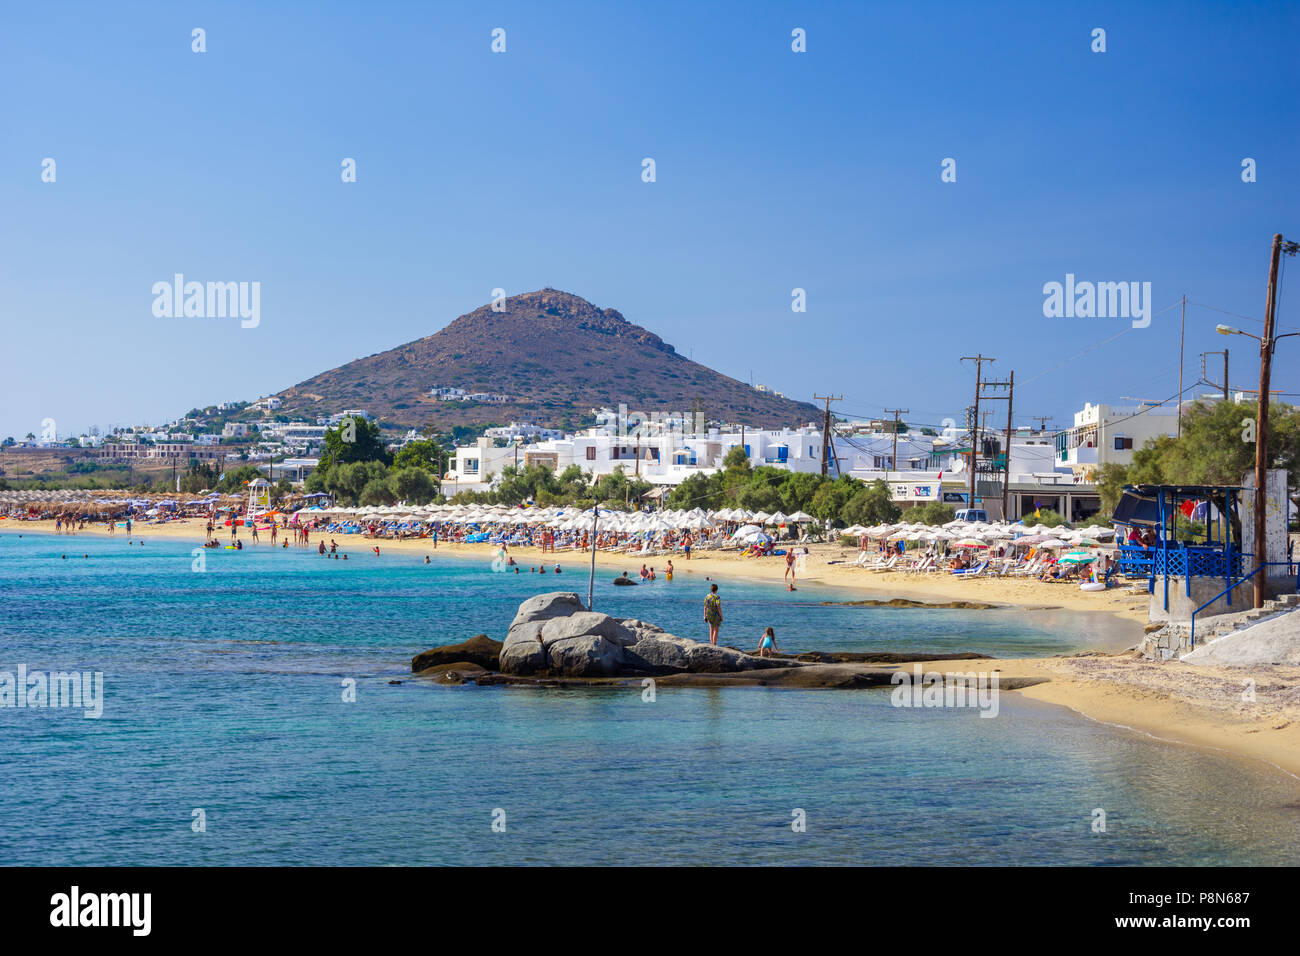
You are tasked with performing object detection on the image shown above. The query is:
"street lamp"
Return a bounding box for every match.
[1220,235,1300,607]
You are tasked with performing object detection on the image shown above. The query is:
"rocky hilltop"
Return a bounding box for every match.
[267,290,821,429]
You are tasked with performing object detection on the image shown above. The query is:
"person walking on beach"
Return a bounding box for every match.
[704,583,723,645]
[755,626,779,658]
[784,548,797,591]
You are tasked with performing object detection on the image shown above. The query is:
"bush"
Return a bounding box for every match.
[1034,509,1068,528]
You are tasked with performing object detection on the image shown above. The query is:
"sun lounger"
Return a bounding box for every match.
[952,559,988,577]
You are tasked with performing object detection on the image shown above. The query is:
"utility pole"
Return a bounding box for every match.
[884,408,908,483]
[960,355,993,510]
[1253,235,1283,608]
[1177,294,1187,438]
[587,506,599,610]
[1003,371,1014,521]
[813,394,842,477]
[1030,415,1053,434]
[1200,350,1230,401]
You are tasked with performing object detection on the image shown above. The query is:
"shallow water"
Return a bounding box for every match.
[1,531,1295,865]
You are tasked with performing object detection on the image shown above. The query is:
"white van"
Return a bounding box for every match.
[954,508,988,523]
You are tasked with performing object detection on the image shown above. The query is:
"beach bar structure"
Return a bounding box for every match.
[1111,483,1249,624]
[1111,476,1295,629]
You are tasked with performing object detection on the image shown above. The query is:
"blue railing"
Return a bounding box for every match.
[1109,544,1249,598]
[1189,560,1300,649]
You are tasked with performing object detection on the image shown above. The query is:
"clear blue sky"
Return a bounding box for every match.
[2,0,1297,439]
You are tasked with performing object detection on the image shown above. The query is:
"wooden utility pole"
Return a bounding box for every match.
[1177,294,1187,437]
[884,408,908,483]
[1030,415,1053,434]
[1003,371,1014,521]
[960,355,993,510]
[813,394,842,476]
[1253,235,1282,608]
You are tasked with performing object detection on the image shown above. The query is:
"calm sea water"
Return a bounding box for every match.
[1,529,1296,866]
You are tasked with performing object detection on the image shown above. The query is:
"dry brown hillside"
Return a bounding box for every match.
[267,289,819,430]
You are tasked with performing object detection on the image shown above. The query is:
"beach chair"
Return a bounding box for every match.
[906,554,934,574]
[869,555,899,573]
[984,558,1013,577]
[952,559,988,577]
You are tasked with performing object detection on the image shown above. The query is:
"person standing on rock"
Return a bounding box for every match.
[704,583,723,645]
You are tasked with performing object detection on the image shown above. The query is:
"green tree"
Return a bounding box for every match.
[392,438,446,474]
[322,417,390,467]
[390,466,438,504]
[809,475,861,524]
[359,477,397,506]
[842,480,901,526]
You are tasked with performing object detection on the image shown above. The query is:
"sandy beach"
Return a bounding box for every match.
[7,516,1299,777]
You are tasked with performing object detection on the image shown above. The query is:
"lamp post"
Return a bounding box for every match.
[1217,234,1300,607]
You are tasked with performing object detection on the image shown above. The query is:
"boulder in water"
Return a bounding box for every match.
[411,634,502,673]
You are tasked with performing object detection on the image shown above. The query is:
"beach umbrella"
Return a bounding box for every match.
[732,524,762,538]
[787,511,813,523]
[953,538,989,548]
[1059,551,1098,565]
[1038,537,1068,549]
[751,511,772,523]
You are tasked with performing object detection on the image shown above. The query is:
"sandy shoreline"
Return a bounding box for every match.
[6,517,1299,778]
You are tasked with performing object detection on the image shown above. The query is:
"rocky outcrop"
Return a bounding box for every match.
[496,592,786,677]
[411,634,503,672]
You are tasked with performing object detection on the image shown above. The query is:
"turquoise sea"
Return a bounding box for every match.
[1,530,1297,866]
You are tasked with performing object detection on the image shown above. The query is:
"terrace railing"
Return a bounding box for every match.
[1189,561,1300,649]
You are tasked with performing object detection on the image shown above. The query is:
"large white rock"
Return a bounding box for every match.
[683,642,758,673]
[499,639,547,674]
[625,637,690,672]
[510,591,584,630]
[503,620,545,649]
[545,634,627,676]
[540,612,636,648]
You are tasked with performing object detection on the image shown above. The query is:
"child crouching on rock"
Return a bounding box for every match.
[755,627,779,658]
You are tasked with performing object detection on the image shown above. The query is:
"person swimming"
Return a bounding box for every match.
[554,565,561,573]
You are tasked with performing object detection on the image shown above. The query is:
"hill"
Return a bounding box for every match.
[265,290,819,430]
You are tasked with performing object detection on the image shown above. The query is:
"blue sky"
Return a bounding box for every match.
[2,0,1297,439]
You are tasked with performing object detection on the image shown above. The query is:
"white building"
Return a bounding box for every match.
[1054,402,1181,478]
[441,426,825,496]
[484,422,564,442]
